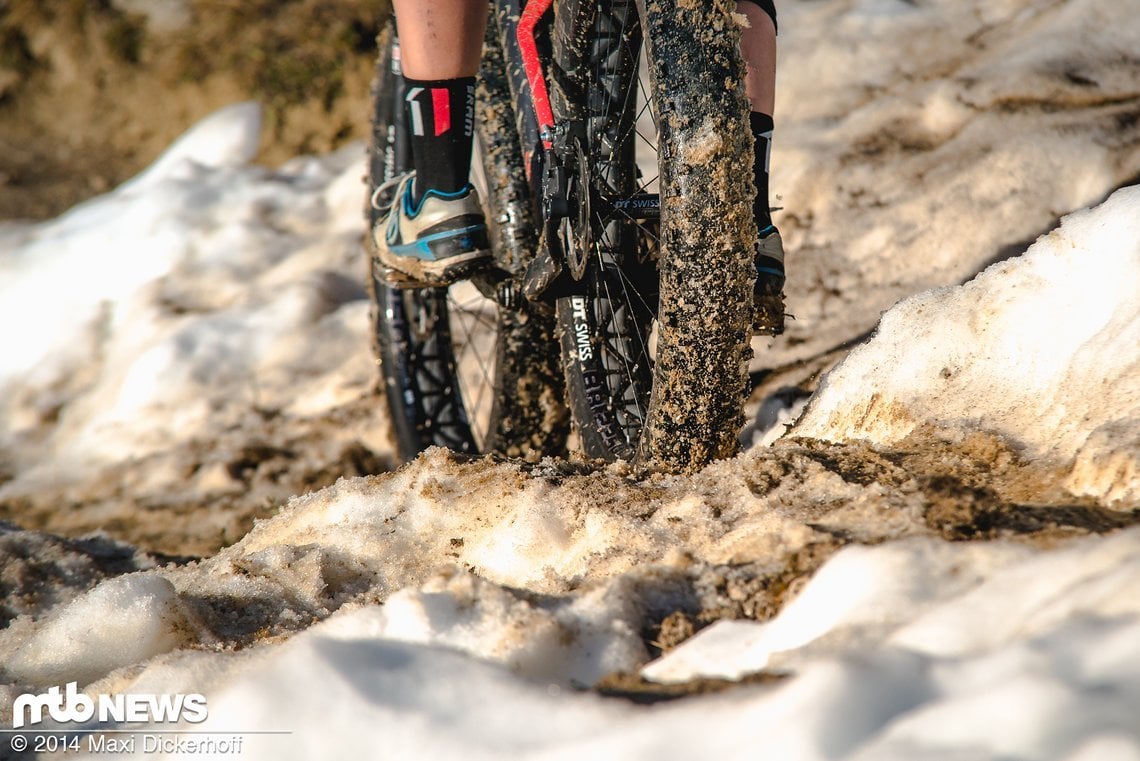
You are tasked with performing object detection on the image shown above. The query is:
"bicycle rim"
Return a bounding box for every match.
[369,23,494,460]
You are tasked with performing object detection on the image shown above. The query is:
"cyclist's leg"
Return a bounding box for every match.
[391,0,485,79]
[391,0,486,198]
[739,0,776,115]
[375,0,492,287]
[738,0,785,335]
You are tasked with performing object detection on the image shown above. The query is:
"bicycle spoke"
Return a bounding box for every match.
[597,265,649,427]
[445,283,498,449]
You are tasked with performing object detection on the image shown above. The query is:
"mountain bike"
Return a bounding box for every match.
[366,0,759,472]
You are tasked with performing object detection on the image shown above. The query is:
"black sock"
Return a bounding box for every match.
[402,76,477,204]
[749,111,774,233]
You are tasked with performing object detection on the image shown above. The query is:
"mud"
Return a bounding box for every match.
[2,0,1138,712]
[595,668,787,704]
[474,21,572,460]
[636,0,757,471]
[1,411,1135,695]
[0,394,393,558]
[655,430,1138,647]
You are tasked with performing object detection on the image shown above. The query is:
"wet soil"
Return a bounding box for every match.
[595,668,789,704]
[0,0,387,220]
[0,394,394,558]
[630,430,1140,664]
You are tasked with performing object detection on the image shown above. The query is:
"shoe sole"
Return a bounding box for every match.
[373,249,493,289]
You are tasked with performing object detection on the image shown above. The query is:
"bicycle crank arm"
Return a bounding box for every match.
[468,265,520,308]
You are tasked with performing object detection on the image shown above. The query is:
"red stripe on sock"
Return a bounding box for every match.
[432,88,451,136]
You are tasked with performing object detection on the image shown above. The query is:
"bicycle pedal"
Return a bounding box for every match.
[753,293,788,336]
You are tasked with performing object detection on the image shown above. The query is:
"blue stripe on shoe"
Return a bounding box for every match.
[387,224,487,261]
[757,266,785,278]
[403,184,477,218]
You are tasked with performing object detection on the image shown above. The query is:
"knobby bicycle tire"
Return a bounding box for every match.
[551,0,757,470]
[366,20,568,462]
[474,16,570,459]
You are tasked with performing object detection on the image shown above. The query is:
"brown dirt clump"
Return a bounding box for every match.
[595,668,788,704]
[880,429,1140,544]
[660,432,1138,649]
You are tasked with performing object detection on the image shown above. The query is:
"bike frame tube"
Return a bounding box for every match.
[492,0,545,193]
[516,0,557,149]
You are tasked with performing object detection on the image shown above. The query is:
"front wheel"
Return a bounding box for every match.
[553,0,757,471]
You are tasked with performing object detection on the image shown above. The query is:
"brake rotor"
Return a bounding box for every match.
[562,137,592,280]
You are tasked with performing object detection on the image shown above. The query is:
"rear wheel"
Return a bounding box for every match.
[552,0,757,470]
[367,21,568,462]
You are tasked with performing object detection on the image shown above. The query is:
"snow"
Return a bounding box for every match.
[0,101,381,496]
[25,530,1137,760]
[793,185,1140,504]
[2,0,1140,759]
[0,103,260,394]
[4,575,193,687]
[642,537,1033,683]
[765,0,1140,379]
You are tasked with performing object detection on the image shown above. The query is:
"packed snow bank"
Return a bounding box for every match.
[9,528,1134,761]
[334,570,648,686]
[646,527,1140,682]
[153,608,1140,760]
[768,0,1140,374]
[643,537,1032,682]
[0,101,379,473]
[0,103,261,397]
[3,433,1130,711]
[118,102,262,193]
[634,528,1140,760]
[4,575,196,686]
[10,435,1014,693]
[793,186,1140,504]
[0,102,389,555]
[137,620,639,761]
[0,524,157,626]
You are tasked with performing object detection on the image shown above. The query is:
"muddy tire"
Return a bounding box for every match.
[552,0,756,470]
[367,21,568,462]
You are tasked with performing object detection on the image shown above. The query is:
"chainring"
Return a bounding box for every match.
[562,137,592,280]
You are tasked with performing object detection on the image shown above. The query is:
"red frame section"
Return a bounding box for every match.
[517,0,557,149]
